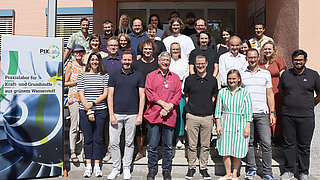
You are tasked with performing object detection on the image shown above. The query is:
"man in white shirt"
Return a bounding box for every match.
[218,36,248,87]
[249,23,273,51]
[242,48,276,180]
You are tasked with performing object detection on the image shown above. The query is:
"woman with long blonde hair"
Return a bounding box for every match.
[114,14,132,36]
[258,41,287,139]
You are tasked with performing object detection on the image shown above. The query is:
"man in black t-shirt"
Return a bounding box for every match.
[184,55,218,180]
[181,12,197,36]
[278,49,320,180]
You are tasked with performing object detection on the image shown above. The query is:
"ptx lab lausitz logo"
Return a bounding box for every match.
[39,45,60,59]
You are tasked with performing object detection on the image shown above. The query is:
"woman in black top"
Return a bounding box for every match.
[217,27,233,58]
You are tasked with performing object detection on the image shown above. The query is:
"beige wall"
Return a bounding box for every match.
[0,0,92,37]
[299,0,320,72]
[266,0,299,68]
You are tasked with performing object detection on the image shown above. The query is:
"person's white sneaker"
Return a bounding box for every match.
[83,168,92,178]
[123,169,131,179]
[103,150,112,162]
[176,139,183,148]
[107,169,120,179]
[281,172,294,180]
[94,167,103,177]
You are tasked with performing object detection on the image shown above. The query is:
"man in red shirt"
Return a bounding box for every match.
[144,51,181,180]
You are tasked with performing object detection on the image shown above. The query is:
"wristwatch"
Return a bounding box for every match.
[92,101,96,106]
[270,111,276,114]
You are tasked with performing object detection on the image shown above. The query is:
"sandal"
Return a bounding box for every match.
[70,152,79,163]
[134,152,144,161]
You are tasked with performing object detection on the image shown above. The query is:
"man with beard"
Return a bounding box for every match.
[190,19,216,50]
[64,18,91,62]
[278,49,320,180]
[241,49,276,180]
[100,20,115,53]
[129,18,148,55]
[182,12,197,36]
[144,51,181,180]
[107,51,145,180]
[218,36,248,87]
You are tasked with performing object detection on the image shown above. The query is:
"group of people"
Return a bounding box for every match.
[64,12,320,180]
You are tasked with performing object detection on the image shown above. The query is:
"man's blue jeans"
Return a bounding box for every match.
[146,122,174,173]
[246,113,273,176]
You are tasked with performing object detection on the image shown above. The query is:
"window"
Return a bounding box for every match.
[0,9,14,54]
[46,7,93,48]
[118,2,236,43]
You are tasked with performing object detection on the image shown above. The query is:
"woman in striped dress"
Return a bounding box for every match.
[78,52,109,178]
[215,69,252,180]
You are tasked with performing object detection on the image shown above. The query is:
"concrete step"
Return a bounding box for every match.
[65,148,285,178]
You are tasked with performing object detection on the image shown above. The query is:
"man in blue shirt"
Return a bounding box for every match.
[128,18,148,55]
[107,51,145,180]
[100,20,116,53]
[102,37,122,75]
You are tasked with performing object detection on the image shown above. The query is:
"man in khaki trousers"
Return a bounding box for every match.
[184,55,218,180]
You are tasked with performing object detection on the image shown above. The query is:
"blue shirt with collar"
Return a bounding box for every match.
[108,69,145,114]
[128,32,148,55]
[102,54,122,75]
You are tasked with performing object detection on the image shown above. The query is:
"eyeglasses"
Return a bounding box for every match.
[247,56,258,60]
[293,58,305,62]
[195,63,206,66]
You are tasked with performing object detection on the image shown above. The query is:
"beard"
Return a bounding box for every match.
[188,21,195,26]
[294,64,305,70]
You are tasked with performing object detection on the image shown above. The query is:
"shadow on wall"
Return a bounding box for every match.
[266,0,299,69]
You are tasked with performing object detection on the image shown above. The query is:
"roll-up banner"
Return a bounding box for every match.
[0,35,63,179]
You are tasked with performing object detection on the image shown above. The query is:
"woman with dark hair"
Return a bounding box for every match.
[163,17,195,61]
[114,14,132,36]
[240,39,251,56]
[148,14,164,40]
[189,31,219,77]
[258,41,287,139]
[83,33,108,64]
[215,69,252,180]
[217,27,233,58]
[78,52,109,178]
[118,33,137,61]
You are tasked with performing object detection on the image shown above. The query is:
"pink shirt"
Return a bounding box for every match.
[144,69,182,127]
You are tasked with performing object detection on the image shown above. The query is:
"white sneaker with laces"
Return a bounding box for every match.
[107,169,120,180]
[123,169,131,179]
[94,167,103,177]
[83,168,92,178]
